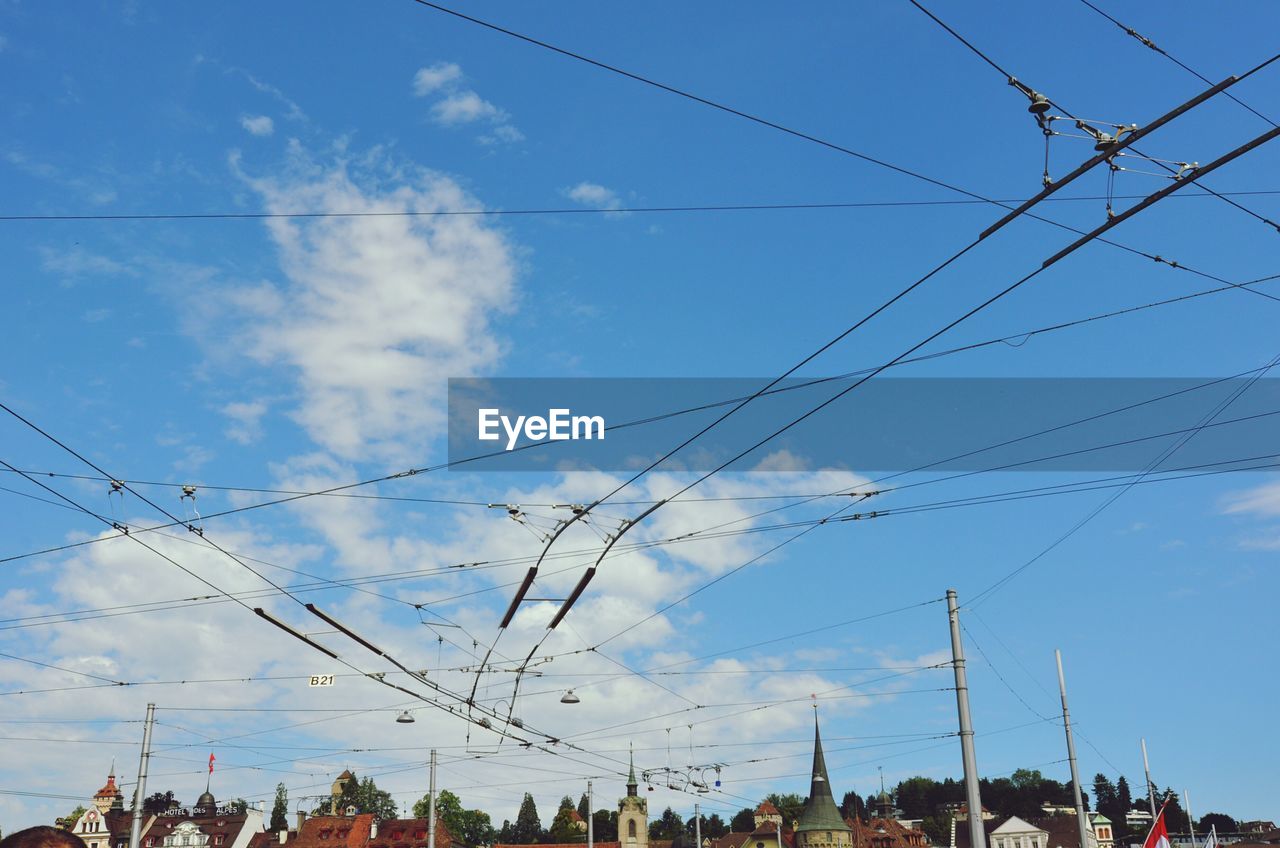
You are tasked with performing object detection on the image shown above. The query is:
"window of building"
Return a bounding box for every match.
[320,831,332,841]
[214,836,225,845]
[145,839,154,847]
[391,832,404,842]
[628,822,637,839]
[414,832,426,841]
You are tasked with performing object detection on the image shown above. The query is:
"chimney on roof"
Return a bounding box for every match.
[278,831,288,845]
[297,812,307,832]
[370,820,378,839]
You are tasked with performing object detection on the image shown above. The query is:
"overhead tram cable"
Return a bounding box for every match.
[1074,0,1279,131]
[465,71,1253,722]
[5,248,1274,574]
[5,190,1280,223]
[483,91,1280,725]
[0,453,571,753]
[7,393,1279,644]
[904,0,1280,235]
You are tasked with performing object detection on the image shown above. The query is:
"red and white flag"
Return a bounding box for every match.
[208,753,216,774]
[1143,806,1171,848]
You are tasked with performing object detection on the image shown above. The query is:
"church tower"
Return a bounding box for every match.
[794,714,852,848]
[92,764,124,814]
[618,749,648,848]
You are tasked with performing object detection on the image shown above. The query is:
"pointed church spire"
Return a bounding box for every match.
[626,743,638,797]
[796,706,851,836]
[809,708,832,800]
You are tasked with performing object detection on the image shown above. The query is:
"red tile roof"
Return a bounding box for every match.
[140,813,258,848]
[369,818,459,848]
[847,817,927,848]
[757,803,781,817]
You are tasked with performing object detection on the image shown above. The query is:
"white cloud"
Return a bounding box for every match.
[240,114,275,136]
[412,62,462,97]
[222,399,269,444]
[230,145,517,462]
[1222,480,1280,517]
[431,90,503,126]
[1237,529,1280,551]
[411,62,522,143]
[563,181,623,210]
[479,124,526,145]
[39,246,132,279]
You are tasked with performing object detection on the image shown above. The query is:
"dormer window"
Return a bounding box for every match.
[415,832,426,841]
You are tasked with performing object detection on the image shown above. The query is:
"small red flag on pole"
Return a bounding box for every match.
[208,753,216,774]
[1143,804,1171,848]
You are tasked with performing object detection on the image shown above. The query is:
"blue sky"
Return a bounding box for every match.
[2,0,1279,835]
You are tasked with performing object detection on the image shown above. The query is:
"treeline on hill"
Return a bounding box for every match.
[76,769,1244,847]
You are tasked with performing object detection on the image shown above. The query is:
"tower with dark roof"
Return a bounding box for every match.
[794,714,852,848]
[618,747,648,848]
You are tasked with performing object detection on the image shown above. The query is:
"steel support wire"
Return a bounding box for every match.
[906,0,1280,237]
[490,116,1280,727]
[0,456,545,749]
[469,75,1242,720]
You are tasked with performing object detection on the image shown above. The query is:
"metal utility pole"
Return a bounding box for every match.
[129,703,156,848]
[695,803,701,848]
[1141,740,1157,817]
[587,781,594,848]
[947,590,987,848]
[1185,790,1196,846]
[1056,651,1091,848]
[428,749,437,848]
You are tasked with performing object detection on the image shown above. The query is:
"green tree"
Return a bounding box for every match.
[1116,777,1134,835]
[839,792,863,821]
[356,778,399,821]
[1010,769,1044,793]
[684,813,709,840]
[895,778,938,819]
[591,811,617,841]
[920,816,948,846]
[325,775,395,820]
[730,809,755,833]
[577,795,590,824]
[270,784,290,832]
[319,775,361,816]
[704,815,728,839]
[512,794,543,844]
[1093,775,1119,828]
[60,806,87,828]
[649,808,684,841]
[1160,789,1189,833]
[456,809,497,846]
[549,800,585,843]
[764,795,805,827]
[1198,814,1236,834]
[419,792,496,846]
[416,790,461,825]
[144,792,177,814]
[499,821,514,843]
